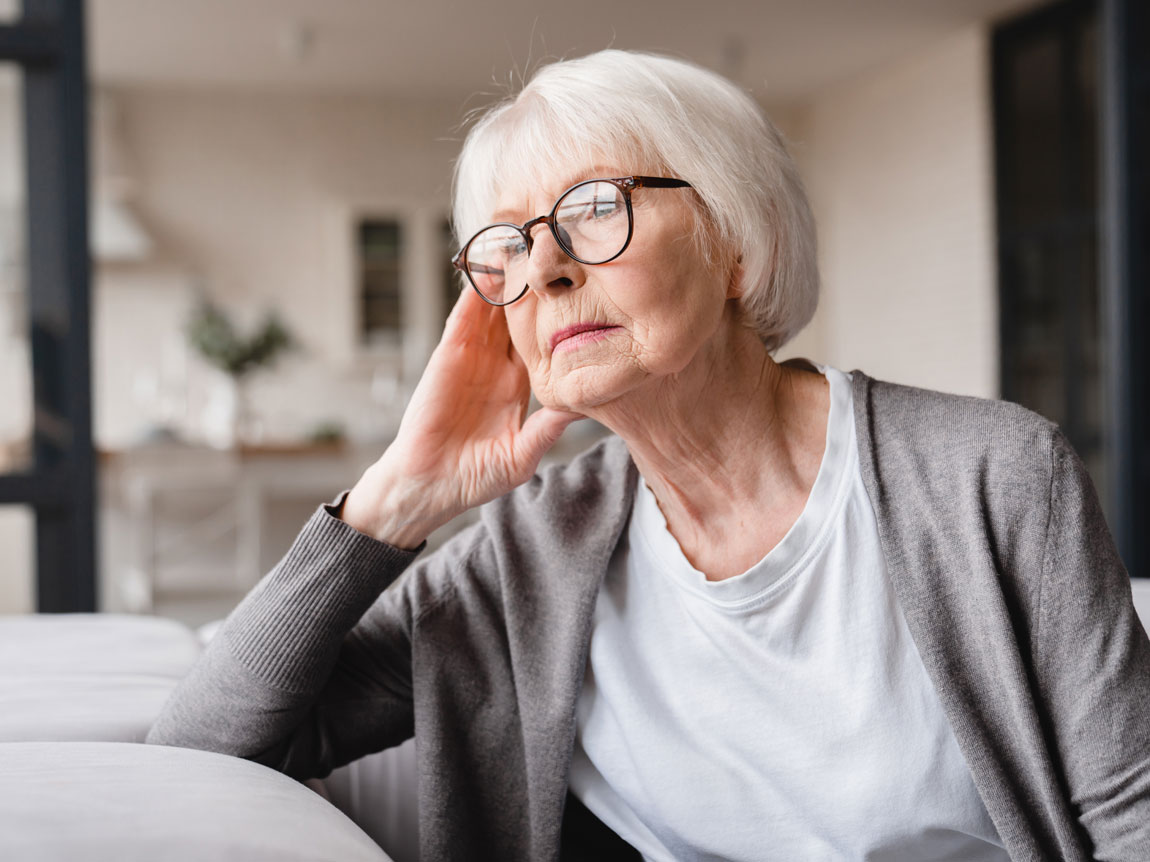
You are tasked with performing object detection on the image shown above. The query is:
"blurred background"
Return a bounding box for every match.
[0,0,1146,624]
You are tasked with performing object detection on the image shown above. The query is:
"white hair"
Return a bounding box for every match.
[452,49,819,352]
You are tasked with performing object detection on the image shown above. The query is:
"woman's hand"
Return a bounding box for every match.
[340,286,581,549]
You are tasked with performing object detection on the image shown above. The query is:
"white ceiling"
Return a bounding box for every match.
[88,0,1043,105]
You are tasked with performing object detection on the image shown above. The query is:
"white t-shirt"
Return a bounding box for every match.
[569,365,1009,862]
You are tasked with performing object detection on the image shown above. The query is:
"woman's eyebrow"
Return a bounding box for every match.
[489,166,624,223]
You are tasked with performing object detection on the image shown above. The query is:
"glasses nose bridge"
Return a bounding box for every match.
[521,213,552,252]
[521,212,570,259]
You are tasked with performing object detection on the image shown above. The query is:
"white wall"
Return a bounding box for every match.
[22,32,1000,454]
[93,87,465,448]
[0,27,1002,612]
[778,27,998,399]
[2,86,470,612]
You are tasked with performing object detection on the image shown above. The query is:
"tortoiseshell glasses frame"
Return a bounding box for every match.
[451,175,693,306]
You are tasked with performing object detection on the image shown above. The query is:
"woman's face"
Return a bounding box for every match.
[496,165,736,413]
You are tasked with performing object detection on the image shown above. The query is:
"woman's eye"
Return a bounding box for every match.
[575,199,617,220]
[500,238,527,258]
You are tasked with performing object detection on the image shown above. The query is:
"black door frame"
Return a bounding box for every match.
[1100,0,1148,580]
[0,0,96,611]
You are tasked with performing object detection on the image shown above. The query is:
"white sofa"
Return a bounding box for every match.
[4,584,1149,861]
[0,613,418,862]
[0,741,393,862]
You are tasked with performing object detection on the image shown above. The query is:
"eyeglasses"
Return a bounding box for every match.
[452,175,692,306]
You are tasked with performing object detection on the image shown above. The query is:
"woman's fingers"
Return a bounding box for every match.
[443,282,503,349]
[443,279,477,327]
[379,280,566,513]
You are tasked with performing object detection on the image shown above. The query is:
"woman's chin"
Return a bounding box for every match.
[532,368,623,414]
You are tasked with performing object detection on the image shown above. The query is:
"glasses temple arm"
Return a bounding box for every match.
[465,261,505,277]
[631,176,692,189]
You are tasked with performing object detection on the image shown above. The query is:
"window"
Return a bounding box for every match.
[335,203,454,387]
[358,218,403,348]
[994,0,1149,577]
[994,0,1103,486]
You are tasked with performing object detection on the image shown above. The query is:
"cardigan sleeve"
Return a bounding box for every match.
[1037,429,1150,860]
[145,488,438,780]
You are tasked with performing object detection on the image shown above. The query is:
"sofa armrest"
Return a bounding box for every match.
[0,741,392,861]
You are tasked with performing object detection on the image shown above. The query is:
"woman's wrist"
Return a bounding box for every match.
[338,465,450,551]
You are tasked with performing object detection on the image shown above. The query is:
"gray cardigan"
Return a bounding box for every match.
[147,371,1150,861]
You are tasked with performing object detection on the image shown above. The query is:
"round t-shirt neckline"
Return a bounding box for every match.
[630,365,855,610]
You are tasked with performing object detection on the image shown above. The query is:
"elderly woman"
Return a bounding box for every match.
[148,51,1150,861]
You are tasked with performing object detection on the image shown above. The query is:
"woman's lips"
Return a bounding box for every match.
[550,323,619,353]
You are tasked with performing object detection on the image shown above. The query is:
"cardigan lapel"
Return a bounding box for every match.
[498,438,639,861]
[849,370,1089,861]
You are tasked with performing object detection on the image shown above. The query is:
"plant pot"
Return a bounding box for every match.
[202,374,260,449]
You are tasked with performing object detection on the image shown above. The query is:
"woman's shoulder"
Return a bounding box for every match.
[852,370,1060,462]
[849,370,1067,517]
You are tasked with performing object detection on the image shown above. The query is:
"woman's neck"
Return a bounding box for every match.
[585,321,830,580]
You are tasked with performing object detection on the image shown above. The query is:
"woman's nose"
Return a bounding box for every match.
[525,224,580,294]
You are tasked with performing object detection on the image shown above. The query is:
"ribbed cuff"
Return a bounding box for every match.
[224,489,423,694]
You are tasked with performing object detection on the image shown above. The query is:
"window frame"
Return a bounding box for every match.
[0,0,97,611]
[330,199,453,387]
[993,0,1148,578]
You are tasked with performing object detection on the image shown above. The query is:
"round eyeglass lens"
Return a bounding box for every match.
[464,224,527,304]
[554,181,629,263]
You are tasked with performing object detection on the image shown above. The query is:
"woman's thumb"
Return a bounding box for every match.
[515,407,583,467]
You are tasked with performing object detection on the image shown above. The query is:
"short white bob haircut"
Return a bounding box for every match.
[452,49,819,352]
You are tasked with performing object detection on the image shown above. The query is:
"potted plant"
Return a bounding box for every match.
[185,298,297,448]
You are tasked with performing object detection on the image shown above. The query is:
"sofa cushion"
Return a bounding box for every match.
[0,614,202,742]
[0,741,393,862]
[0,613,201,677]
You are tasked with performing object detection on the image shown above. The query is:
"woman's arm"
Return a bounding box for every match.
[1037,429,1150,860]
[144,490,424,777]
[147,285,579,776]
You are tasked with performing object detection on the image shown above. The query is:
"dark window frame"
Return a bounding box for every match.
[357,217,404,347]
[993,0,1148,578]
[0,0,96,611]
[1100,0,1149,581]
